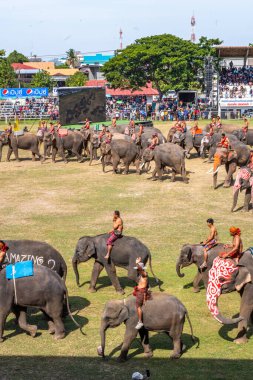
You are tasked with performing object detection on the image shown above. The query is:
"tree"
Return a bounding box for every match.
[102,34,222,97]
[66,49,79,68]
[0,50,17,87]
[65,71,87,87]
[7,50,28,64]
[30,70,53,90]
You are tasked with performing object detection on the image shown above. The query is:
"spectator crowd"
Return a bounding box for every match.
[219,64,253,99]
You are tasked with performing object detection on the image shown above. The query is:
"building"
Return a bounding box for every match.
[216,46,253,67]
[79,53,114,80]
[11,63,40,85]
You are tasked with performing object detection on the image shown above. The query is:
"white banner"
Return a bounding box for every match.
[220,98,253,108]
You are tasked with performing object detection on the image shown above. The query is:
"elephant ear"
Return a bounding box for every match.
[105,301,129,323]
[228,151,237,162]
[235,266,251,291]
[86,240,96,258]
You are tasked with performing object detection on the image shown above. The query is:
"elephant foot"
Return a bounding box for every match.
[144,350,153,358]
[243,208,249,212]
[223,182,231,188]
[170,179,175,182]
[117,355,127,363]
[88,287,97,293]
[28,325,37,338]
[54,332,65,340]
[234,337,248,345]
[117,289,125,295]
[0,337,4,343]
[170,352,181,359]
[193,287,200,293]
[48,326,55,334]
[151,177,157,181]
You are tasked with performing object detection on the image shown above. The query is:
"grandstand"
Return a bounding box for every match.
[0,97,59,121]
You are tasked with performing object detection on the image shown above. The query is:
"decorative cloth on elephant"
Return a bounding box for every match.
[233,167,253,202]
[207,256,238,322]
[58,129,68,137]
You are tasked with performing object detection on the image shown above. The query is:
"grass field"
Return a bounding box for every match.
[0,121,252,380]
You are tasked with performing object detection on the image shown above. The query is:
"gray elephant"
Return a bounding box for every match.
[208,135,250,189]
[3,240,67,280]
[206,250,253,344]
[98,293,196,361]
[0,265,76,342]
[72,234,159,294]
[141,143,188,182]
[0,131,42,162]
[176,243,228,292]
[101,140,141,174]
[231,167,253,212]
[232,129,253,146]
[43,130,84,163]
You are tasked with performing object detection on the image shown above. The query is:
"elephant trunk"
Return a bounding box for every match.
[98,320,108,358]
[176,259,185,278]
[72,257,80,287]
[231,189,239,212]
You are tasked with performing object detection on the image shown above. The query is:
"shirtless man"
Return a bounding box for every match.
[216,116,222,130]
[200,218,218,269]
[149,133,159,150]
[112,117,117,128]
[220,227,243,262]
[242,118,249,140]
[104,211,123,260]
[84,118,90,130]
[134,257,149,330]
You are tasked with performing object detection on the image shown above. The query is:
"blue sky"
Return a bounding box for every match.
[1,0,252,57]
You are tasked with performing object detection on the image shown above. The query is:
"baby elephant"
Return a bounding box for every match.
[98,293,196,361]
[0,265,74,342]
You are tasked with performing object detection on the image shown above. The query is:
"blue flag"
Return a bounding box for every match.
[6,261,34,280]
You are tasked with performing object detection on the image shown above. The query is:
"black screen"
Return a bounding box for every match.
[178,92,196,104]
[58,87,106,125]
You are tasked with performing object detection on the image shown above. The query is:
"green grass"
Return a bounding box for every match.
[0,122,252,379]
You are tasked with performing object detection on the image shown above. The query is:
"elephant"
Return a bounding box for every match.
[101,140,141,174]
[141,143,188,182]
[231,167,253,212]
[206,250,253,344]
[208,134,251,189]
[176,243,229,292]
[0,131,42,162]
[72,234,159,294]
[232,129,253,147]
[98,293,196,361]
[0,265,77,342]
[43,130,84,163]
[3,240,67,281]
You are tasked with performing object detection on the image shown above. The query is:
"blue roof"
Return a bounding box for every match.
[82,54,114,65]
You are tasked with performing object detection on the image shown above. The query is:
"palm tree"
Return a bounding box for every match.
[66,49,79,68]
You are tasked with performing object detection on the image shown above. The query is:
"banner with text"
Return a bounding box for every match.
[220,98,253,108]
[0,88,49,99]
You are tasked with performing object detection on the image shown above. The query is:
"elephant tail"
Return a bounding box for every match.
[64,285,86,335]
[148,255,162,291]
[186,311,199,348]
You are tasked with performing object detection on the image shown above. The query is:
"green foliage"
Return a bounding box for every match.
[65,71,87,87]
[103,34,222,96]
[0,50,17,87]
[55,63,69,69]
[30,70,53,90]
[66,48,79,68]
[7,50,28,64]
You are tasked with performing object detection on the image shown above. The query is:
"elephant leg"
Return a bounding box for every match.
[16,307,37,337]
[72,146,83,162]
[13,147,20,162]
[52,147,57,163]
[139,328,153,358]
[135,159,140,175]
[155,162,163,181]
[112,157,120,174]
[89,146,93,166]
[169,324,183,359]
[104,262,124,294]
[59,147,67,163]
[41,311,55,334]
[89,261,104,292]
[223,162,236,188]
[52,316,65,340]
[32,152,36,161]
[170,169,176,182]
[123,162,129,175]
[0,307,10,342]
[234,288,252,344]
[7,147,13,161]
[193,270,203,293]
[118,327,138,362]
[243,189,251,212]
